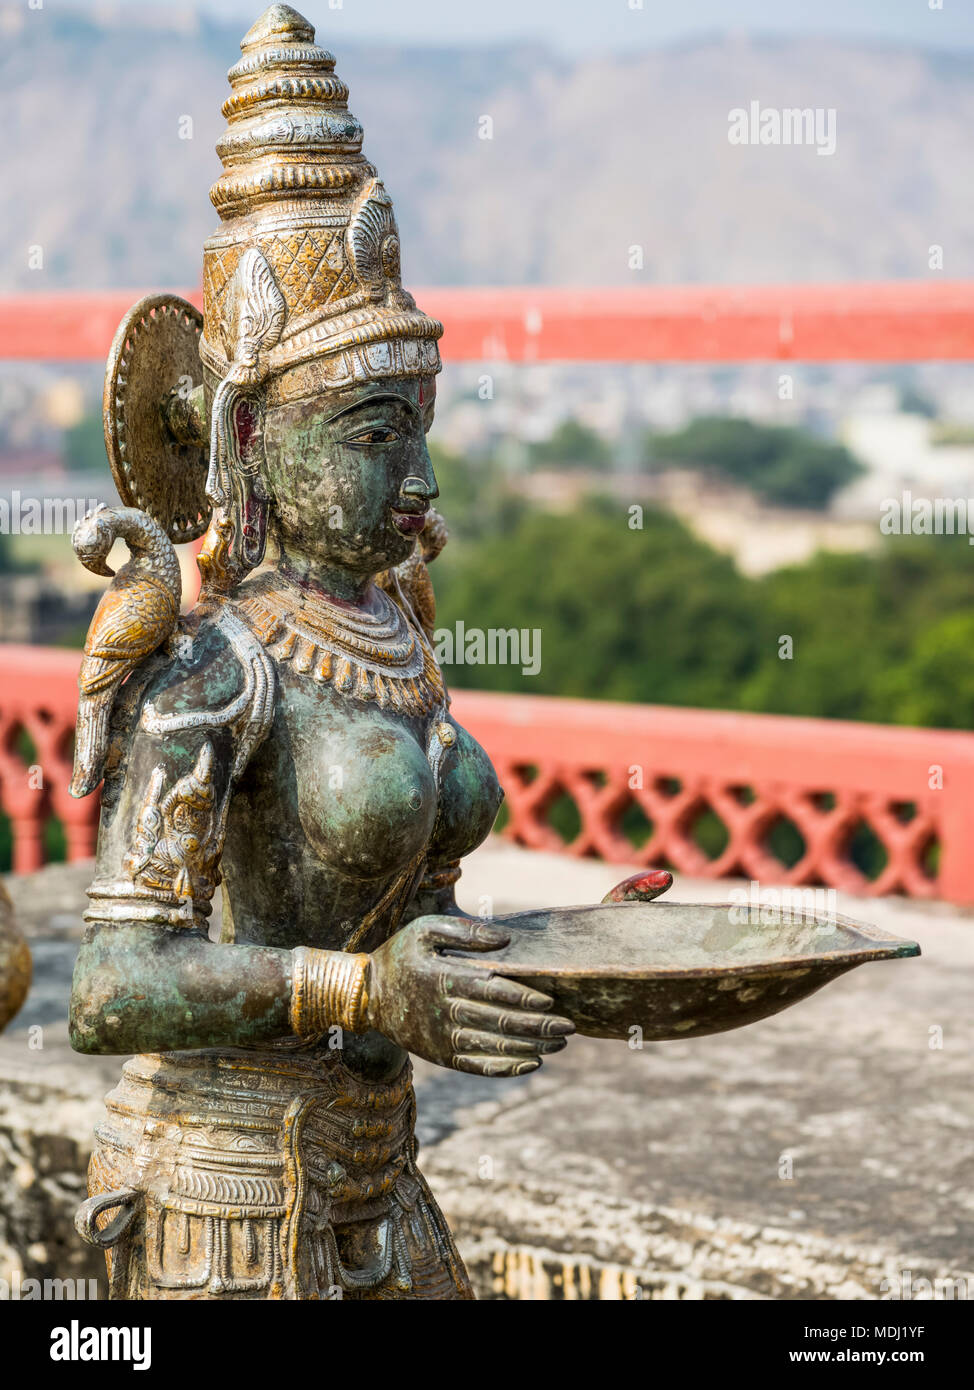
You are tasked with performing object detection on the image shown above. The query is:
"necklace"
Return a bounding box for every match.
[234,570,445,717]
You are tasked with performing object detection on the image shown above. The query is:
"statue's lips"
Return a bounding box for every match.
[390,507,427,536]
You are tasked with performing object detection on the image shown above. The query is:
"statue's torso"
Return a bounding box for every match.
[221,640,502,954]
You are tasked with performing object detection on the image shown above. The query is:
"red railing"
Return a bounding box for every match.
[3,645,974,902]
[0,646,100,873]
[458,690,974,903]
[3,282,974,363]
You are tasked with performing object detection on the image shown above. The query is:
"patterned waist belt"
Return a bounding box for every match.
[80,1045,438,1298]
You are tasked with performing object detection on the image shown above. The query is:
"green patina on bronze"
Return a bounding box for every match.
[465,901,921,1041]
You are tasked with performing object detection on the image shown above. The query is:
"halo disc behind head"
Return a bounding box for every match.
[103,294,211,544]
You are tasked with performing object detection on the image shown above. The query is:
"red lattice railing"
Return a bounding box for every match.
[0,646,99,872]
[3,645,974,902]
[454,691,974,903]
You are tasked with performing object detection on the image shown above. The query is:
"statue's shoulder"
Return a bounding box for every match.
[90,600,278,924]
[137,602,277,761]
[139,605,249,713]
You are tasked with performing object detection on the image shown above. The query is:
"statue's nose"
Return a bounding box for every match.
[401,474,439,502]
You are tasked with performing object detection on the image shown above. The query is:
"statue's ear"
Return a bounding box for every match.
[228,391,269,572]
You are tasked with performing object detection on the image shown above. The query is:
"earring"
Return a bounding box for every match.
[232,397,268,572]
[239,473,269,571]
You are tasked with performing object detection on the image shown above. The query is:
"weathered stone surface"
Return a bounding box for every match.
[0,1027,114,1297]
[2,849,973,1300]
[3,862,97,940]
[0,866,130,1297]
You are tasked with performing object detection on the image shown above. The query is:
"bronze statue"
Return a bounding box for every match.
[68,3,579,1301]
[68,4,920,1301]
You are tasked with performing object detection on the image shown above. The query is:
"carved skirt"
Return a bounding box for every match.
[80,1044,473,1300]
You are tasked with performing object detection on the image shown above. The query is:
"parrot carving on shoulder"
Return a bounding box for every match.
[70,504,181,798]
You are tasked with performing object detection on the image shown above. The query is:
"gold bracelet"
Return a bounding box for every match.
[290,947,370,1036]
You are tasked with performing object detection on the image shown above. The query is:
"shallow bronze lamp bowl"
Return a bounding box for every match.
[461,901,920,1041]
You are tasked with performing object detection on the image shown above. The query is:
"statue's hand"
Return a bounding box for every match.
[366,915,574,1076]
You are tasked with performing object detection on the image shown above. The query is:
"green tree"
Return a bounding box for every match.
[434,500,769,706]
[61,413,108,472]
[742,536,974,722]
[432,490,974,735]
[648,416,863,509]
[528,419,612,470]
[874,611,974,729]
[429,442,527,547]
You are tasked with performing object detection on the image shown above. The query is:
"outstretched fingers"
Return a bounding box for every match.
[461,972,554,1011]
[450,1027,567,1058]
[452,1054,542,1078]
[447,996,574,1039]
[415,917,576,1073]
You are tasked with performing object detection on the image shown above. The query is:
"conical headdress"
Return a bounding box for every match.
[200,4,442,410]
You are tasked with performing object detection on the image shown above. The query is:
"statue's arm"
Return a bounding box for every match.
[70,922,292,1055]
[69,630,298,1054]
[404,858,467,922]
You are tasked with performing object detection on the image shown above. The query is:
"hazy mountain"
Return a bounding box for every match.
[2,5,972,292]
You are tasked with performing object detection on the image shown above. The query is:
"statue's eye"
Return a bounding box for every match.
[345,427,400,446]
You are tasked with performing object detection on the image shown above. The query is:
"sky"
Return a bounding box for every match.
[73,0,974,54]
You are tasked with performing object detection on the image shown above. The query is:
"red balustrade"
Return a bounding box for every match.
[0,645,98,873]
[452,691,974,903]
[4,282,974,363]
[2,645,973,902]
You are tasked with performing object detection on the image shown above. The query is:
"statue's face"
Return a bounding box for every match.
[260,374,438,579]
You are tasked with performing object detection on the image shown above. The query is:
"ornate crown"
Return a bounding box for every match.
[200,4,442,402]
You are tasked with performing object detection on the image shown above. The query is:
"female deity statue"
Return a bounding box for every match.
[67,3,599,1301]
